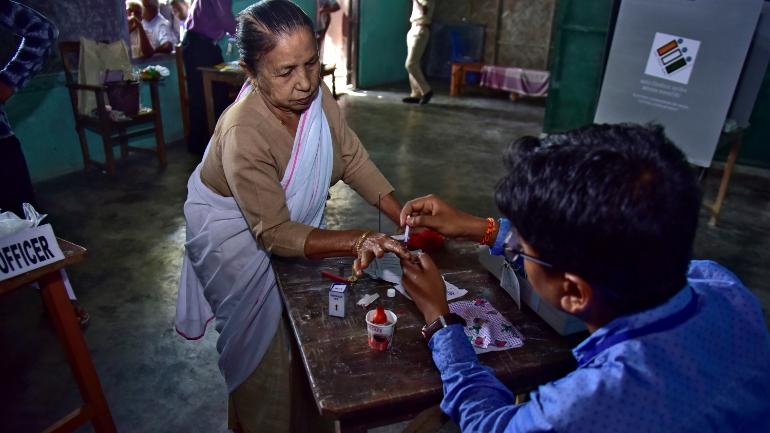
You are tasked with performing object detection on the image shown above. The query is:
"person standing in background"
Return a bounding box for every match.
[403,0,435,105]
[0,0,89,328]
[182,0,236,156]
[169,0,189,42]
[316,0,339,53]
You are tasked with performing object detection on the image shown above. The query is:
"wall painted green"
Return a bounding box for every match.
[542,0,613,134]
[9,0,317,183]
[8,57,184,182]
[543,0,770,168]
[357,0,411,88]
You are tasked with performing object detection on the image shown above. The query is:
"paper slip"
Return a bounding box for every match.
[393,278,468,302]
[363,251,406,285]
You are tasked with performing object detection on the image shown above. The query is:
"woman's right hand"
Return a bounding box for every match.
[399,194,487,241]
[353,232,410,277]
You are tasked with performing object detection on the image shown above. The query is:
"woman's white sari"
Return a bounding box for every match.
[175,85,332,392]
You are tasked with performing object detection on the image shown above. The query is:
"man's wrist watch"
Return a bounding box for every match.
[421,313,466,342]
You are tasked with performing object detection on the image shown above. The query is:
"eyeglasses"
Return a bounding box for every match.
[503,231,554,268]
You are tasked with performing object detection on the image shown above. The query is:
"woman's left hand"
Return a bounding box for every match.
[353,233,410,276]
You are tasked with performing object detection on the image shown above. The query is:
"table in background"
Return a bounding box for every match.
[480,65,550,100]
[0,239,117,433]
[450,62,484,96]
[200,64,338,136]
[273,241,583,433]
[199,66,246,136]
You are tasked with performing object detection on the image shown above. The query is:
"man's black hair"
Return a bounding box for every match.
[495,123,701,314]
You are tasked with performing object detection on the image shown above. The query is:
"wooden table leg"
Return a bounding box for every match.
[708,132,743,226]
[450,63,461,97]
[202,71,216,136]
[38,271,117,433]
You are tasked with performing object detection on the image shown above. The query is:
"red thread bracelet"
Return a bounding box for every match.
[479,217,496,245]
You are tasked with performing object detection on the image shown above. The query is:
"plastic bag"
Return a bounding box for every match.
[0,203,47,238]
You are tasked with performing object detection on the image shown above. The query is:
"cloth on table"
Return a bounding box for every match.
[449,297,524,354]
[480,65,549,97]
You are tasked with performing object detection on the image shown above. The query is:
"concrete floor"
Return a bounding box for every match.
[1,84,768,433]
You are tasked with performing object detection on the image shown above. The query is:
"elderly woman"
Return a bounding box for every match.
[175,1,408,431]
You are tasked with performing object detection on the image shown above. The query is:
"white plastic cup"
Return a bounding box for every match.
[365,309,398,351]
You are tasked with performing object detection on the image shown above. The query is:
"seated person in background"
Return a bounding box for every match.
[398,124,770,433]
[127,0,175,58]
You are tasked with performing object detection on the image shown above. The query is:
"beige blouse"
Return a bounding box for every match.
[199,83,394,258]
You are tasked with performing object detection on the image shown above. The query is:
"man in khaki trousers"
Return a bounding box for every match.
[403,0,435,105]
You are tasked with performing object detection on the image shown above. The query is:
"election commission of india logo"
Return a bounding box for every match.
[644,32,701,85]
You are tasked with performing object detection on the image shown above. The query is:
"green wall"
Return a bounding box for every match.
[542,0,613,133]
[8,56,184,182]
[9,0,317,183]
[543,0,770,168]
[357,0,411,88]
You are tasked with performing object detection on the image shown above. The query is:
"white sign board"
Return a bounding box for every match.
[0,224,64,281]
[594,0,763,167]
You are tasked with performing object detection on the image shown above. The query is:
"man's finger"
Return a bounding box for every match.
[417,252,437,273]
[400,196,434,226]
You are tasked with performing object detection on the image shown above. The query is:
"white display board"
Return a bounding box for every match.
[595,0,763,167]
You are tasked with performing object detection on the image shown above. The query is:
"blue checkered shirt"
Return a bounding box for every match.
[0,0,58,138]
[430,260,770,432]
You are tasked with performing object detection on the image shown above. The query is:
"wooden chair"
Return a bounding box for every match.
[174,42,190,145]
[59,41,167,175]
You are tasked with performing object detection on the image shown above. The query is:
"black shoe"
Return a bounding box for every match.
[402,96,420,104]
[419,90,433,105]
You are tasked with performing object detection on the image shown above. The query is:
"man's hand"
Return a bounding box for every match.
[128,16,141,32]
[400,252,449,324]
[400,194,488,241]
[0,82,13,104]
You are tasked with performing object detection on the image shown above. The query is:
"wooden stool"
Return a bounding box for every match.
[0,239,117,433]
[450,62,484,96]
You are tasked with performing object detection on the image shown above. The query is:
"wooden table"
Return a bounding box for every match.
[200,64,339,136]
[450,62,484,96]
[0,239,117,433]
[273,241,582,433]
[199,66,246,136]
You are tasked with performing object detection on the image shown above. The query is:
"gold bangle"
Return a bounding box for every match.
[353,230,373,255]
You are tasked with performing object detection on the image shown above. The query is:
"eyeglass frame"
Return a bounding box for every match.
[502,230,554,268]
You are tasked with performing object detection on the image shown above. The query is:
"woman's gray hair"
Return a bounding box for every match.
[236,0,315,74]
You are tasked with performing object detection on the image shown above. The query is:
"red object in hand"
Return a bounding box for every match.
[372,305,388,324]
[406,228,444,251]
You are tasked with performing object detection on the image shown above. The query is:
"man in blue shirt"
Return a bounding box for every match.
[0,0,57,216]
[398,124,770,433]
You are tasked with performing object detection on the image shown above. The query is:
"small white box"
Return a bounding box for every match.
[329,283,348,318]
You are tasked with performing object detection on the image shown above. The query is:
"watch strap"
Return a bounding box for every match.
[422,313,466,341]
